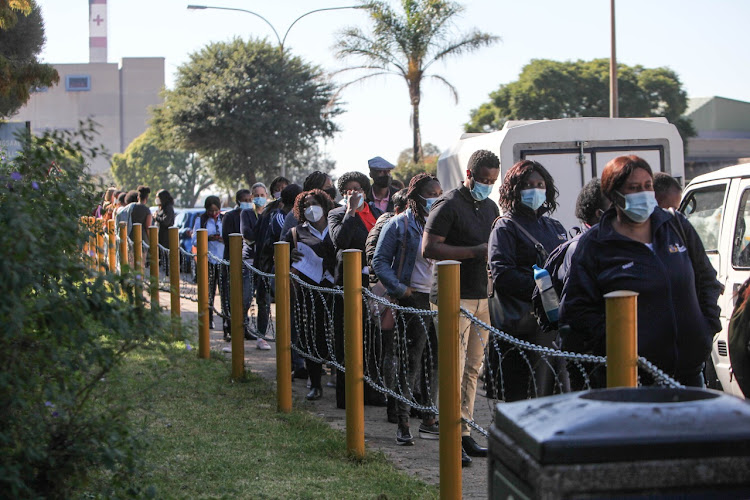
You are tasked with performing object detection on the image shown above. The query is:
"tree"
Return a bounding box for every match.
[111,128,213,207]
[335,0,497,164]
[0,0,58,118]
[153,38,341,187]
[392,142,440,185]
[284,143,336,187]
[465,58,695,142]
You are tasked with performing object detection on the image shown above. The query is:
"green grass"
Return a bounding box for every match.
[107,343,438,499]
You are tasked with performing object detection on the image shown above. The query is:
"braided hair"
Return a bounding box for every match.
[407,173,438,228]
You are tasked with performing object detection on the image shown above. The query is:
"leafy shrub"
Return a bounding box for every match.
[0,124,183,498]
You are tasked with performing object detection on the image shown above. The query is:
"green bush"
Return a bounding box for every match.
[0,124,183,498]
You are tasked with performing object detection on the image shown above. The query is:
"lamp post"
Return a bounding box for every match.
[187,4,364,53]
[187,4,363,177]
[609,0,618,118]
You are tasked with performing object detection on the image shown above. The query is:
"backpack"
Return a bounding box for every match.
[531,237,576,333]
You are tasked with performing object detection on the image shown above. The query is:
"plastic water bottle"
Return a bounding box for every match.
[533,264,559,323]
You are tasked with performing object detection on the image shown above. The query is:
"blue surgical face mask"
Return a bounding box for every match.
[420,195,439,213]
[470,178,493,201]
[239,201,253,210]
[520,188,546,211]
[616,190,657,223]
[253,196,267,207]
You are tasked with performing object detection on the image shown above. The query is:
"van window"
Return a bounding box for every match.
[732,189,750,268]
[681,183,727,252]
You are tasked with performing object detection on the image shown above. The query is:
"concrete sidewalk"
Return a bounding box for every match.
[164,292,493,499]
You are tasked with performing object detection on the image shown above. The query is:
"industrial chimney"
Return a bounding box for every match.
[89,0,107,63]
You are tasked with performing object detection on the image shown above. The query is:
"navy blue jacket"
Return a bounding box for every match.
[559,208,723,375]
[488,210,567,301]
[221,207,242,260]
[239,208,260,260]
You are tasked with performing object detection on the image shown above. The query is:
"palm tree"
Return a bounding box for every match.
[335,0,498,163]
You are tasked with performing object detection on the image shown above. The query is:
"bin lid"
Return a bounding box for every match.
[492,387,750,464]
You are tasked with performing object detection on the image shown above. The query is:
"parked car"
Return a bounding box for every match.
[680,163,750,398]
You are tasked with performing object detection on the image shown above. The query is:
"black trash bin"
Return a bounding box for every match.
[489,387,750,499]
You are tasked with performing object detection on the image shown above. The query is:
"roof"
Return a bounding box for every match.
[685,96,750,133]
[687,163,750,186]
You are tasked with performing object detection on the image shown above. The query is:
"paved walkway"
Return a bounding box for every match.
[163,292,494,499]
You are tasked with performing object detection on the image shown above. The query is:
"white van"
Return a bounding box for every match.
[681,163,750,398]
[438,117,685,230]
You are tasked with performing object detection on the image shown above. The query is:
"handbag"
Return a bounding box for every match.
[488,217,549,337]
[368,218,408,331]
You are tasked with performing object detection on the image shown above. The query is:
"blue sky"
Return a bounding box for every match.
[34,0,750,179]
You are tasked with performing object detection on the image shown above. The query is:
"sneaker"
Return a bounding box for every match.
[256,338,271,350]
[396,425,414,446]
[419,421,439,440]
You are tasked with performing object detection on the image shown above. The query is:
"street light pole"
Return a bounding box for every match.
[609,0,618,118]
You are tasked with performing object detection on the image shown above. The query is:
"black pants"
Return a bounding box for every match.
[294,284,331,390]
[382,292,436,421]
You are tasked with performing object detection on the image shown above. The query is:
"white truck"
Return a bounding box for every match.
[437,117,685,230]
[681,164,750,398]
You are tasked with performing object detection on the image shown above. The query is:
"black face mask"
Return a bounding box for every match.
[323,187,337,200]
[373,175,391,188]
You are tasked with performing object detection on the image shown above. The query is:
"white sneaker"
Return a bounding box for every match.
[256,338,271,350]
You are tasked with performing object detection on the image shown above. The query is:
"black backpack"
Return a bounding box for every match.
[532,237,576,333]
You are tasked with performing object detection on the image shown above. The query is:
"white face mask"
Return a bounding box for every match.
[304,205,324,223]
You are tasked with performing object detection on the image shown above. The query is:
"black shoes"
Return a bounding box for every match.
[292,367,308,380]
[306,388,322,401]
[396,424,415,446]
[462,435,488,457]
[461,447,472,467]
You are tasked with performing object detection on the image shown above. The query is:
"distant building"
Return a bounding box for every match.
[684,96,750,179]
[12,58,165,178]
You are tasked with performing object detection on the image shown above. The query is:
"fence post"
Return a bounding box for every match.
[230,234,245,379]
[605,290,639,388]
[274,242,292,413]
[119,222,128,275]
[196,228,210,359]
[437,260,461,500]
[133,223,143,307]
[107,219,116,272]
[343,249,364,459]
[169,227,181,335]
[88,217,97,271]
[95,219,105,273]
[149,226,159,309]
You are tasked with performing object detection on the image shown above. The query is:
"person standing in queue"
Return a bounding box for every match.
[222,189,252,341]
[487,160,568,401]
[328,171,380,409]
[366,156,399,217]
[422,149,500,467]
[559,155,722,387]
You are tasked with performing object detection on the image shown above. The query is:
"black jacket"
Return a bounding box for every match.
[221,207,242,260]
[327,205,372,286]
[559,208,723,375]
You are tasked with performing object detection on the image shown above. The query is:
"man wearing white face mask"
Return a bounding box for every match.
[222,188,253,341]
[559,155,722,388]
[422,149,500,466]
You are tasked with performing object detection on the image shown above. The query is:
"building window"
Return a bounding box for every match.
[65,75,91,91]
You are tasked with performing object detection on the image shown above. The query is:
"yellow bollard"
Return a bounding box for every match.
[274,242,292,413]
[119,221,128,274]
[343,249,365,459]
[437,260,461,500]
[230,234,245,379]
[95,219,105,273]
[133,223,143,307]
[149,226,159,309]
[169,227,181,335]
[107,219,116,272]
[605,290,639,388]
[88,217,97,271]
[196,228,210,359]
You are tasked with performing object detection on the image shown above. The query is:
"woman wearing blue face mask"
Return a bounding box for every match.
[559,155,722,388]
[373,173,442,445]
[487,160,568,401]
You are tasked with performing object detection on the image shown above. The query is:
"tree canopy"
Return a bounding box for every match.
[0,0,58,118]
[152,38,341,187]
[335,0,497,164]
[111,128,213,207]
[465,58,695,142]
[392,142,440,185]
